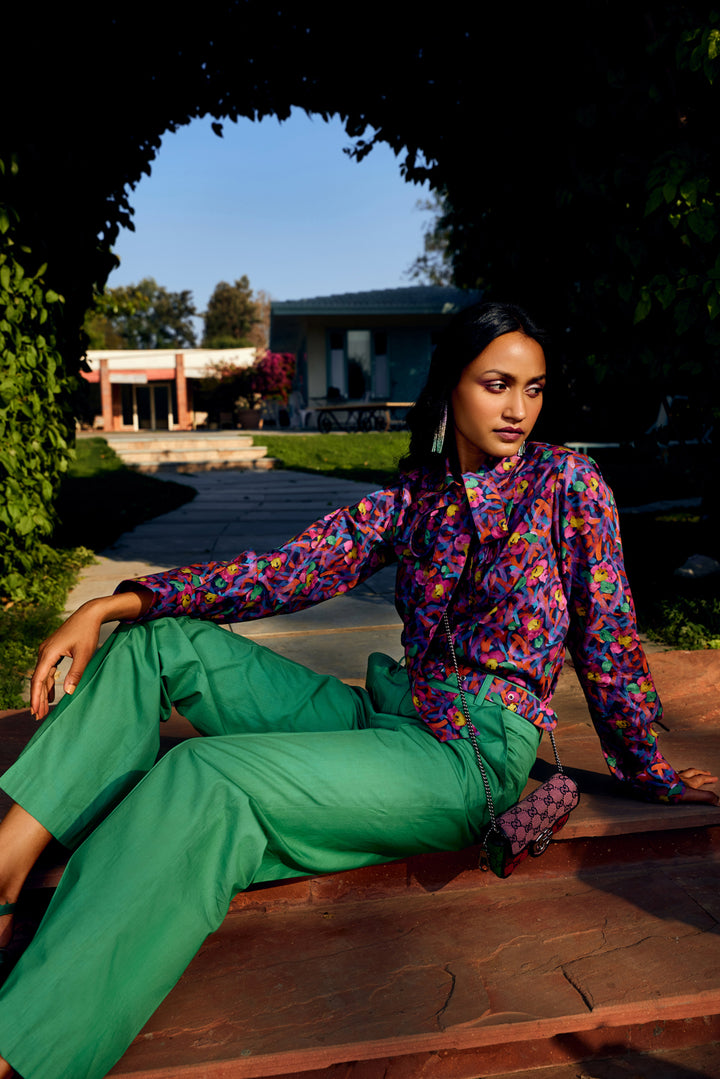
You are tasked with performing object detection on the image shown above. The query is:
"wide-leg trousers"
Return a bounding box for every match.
[0,617,540,1079]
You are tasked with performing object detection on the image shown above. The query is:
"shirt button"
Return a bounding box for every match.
[507,692,516,701]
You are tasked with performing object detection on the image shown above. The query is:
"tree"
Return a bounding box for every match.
[247,288,271,351]
[404,12,720,443]
[406,192,454,286]
[83,279,197,350]
[2,2,719,596]
[109,278,197,349]
[202,276,261,348]
[83,282,151,349]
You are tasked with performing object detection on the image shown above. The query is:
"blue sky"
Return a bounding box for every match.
[110,109,432,318]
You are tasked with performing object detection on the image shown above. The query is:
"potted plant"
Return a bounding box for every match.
[233,364,263,429]
[201,353,295,430]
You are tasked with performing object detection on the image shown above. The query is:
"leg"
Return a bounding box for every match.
[0,805,53,946]
[0,807,53,1079]
[0,615,366,940]
[0,617,371,1070]
[0,711,541,1079]
[2,616,368,850]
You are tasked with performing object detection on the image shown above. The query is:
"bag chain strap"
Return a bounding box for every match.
[441,611,563,837]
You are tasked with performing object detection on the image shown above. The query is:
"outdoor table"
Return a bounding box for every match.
[314,400,413,433]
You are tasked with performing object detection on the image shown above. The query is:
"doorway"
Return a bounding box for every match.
[121,383,175,430]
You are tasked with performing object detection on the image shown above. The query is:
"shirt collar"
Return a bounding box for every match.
[447,447,530,543]
[443,446,527,489]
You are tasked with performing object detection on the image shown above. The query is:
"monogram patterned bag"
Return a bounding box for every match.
[442,613,579,878]
[481,769,579,878]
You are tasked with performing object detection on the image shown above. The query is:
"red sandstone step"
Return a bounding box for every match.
[103,843,720,1078]
[4,644,720,1079]
[488,1041,720,1079]
[116,1032,720,1079]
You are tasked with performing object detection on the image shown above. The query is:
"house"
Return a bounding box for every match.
[269,285,482,410]
[83,286,482,432]
[80,347,256,431]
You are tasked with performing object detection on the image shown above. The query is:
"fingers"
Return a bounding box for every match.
[30,628,91,719]
[28,597,125,720]
[30,644,62,720]
[678,768,719,788]
[677,767,720,806]
[61,642,95,698]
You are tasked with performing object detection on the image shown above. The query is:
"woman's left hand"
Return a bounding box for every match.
[677,768,719,805]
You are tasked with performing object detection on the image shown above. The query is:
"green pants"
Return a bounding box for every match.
[0,618,539,1079]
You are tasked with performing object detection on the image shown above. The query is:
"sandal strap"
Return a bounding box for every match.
[0,901,16,916]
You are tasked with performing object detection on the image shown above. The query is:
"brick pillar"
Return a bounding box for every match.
[112,385,124,429]
[175,352,191,430]
[100,358,114,431]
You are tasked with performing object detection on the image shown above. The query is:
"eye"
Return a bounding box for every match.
[526,383,545,398]
[484,381,507,394]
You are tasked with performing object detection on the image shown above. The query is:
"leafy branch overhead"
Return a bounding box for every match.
[1,3,719,597]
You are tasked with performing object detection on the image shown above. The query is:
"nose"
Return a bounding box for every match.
[502,387,526,423]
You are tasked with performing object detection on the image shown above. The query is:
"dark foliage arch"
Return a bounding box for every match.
[1,2,718,592]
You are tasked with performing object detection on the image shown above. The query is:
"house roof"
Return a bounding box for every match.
[271,285,482,317]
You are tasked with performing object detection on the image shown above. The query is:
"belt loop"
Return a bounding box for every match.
[477,674,494,704]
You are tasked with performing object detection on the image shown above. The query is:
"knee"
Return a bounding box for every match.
[154,737,242,798]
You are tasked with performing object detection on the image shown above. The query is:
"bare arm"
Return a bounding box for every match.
[30,585,153,720]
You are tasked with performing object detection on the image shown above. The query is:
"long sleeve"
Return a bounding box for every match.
[116,487,403,624]
[557,456,684,802]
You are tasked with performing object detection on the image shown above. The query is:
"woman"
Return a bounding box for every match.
[0,301,716,1079]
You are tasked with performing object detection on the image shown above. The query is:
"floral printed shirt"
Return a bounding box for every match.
[119,442,683,802]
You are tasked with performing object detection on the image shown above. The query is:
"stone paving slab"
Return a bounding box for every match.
[228,624,403,683]
[108,849,720,1078]
[99,470,386,566]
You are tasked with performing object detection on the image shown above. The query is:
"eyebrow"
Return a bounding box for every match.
[480,369,547,382]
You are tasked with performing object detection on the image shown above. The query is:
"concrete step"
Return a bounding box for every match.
[103,435,256,453]
[117,447,268,464]
[99,434,276,471]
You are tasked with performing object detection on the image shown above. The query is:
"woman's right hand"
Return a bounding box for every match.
[29,588,153,720]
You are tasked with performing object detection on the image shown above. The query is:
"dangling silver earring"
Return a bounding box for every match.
[517,440,526,457]
[432,405,447,455]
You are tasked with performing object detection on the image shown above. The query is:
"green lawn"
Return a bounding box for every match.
[253,431,410,487]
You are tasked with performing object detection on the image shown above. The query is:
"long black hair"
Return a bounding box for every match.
[399,300,546,473]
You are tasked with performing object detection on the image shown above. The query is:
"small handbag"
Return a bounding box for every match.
[442,613,579,878]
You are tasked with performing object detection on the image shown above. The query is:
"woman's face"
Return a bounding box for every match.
[450,331,546,472]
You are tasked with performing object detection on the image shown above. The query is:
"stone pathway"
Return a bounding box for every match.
[62,469,402,689]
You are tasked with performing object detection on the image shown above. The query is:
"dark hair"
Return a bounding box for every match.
[399,300,546,472]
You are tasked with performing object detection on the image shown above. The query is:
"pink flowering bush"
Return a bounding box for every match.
[253,351,296,404]
[203,351,296,414]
